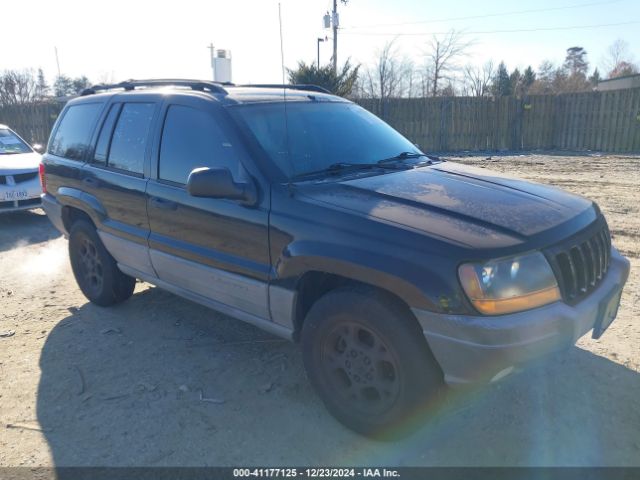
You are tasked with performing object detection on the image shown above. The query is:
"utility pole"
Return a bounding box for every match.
[54,47,61,78]
[207,43,215,81]
[332,0,338,73]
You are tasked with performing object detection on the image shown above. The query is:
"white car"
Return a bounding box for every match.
[0,124,43,213]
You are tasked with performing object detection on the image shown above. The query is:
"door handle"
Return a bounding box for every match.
[150,196,178,210]
[82,177,99,187]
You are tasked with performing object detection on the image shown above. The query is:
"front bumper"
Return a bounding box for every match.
[0,176,42,213]
[412,248,631,385]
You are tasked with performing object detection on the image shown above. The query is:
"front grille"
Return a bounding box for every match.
[18,198,41,207]
[13,172,38,183]
[0,172,38,185]
[545,221,611,304]
[0,198,41,209]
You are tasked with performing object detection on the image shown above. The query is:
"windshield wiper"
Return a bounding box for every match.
[292,161,406,180]
[378,151,432,165]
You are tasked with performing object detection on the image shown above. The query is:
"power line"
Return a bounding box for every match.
[343,0,622,30]
[340,20,640,36]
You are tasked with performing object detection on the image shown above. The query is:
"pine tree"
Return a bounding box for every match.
[563,47,589,76]
[492,62,511,96]
[35,69,49,100]
[509,68,522,97]
[589,68,601,86]
[522,66,536,93]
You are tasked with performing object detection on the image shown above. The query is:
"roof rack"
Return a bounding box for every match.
[237,84,332,94]
[80,79,231,96]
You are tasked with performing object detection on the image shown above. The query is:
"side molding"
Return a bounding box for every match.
[98,230,156,277]
[118,264,294,341]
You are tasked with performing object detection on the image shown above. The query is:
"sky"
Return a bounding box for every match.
[2,0,639,86]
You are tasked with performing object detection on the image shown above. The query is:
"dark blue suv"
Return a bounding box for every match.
[41,79,630,437]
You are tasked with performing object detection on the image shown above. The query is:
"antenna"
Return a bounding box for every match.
[278,3,286,86]
[278,3,294,186]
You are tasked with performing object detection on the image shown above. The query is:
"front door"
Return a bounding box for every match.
[146,96,271,318]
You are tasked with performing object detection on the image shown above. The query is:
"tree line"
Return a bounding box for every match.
[290,34,639,100]
[0,70,91,107]
[2,35,637,107]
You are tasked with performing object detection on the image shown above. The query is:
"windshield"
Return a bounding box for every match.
[233,102,421,178]
[0,129,32,155]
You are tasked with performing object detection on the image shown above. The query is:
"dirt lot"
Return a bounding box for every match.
[0,153,638,467]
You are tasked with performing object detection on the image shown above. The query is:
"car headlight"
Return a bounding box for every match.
[458,251,561,315]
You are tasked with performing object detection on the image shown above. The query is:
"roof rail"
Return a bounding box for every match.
[80,79,231,96]
[237,84,332,94]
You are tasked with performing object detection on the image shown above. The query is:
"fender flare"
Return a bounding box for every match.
[56,186,107,228]
[275,240,446,312]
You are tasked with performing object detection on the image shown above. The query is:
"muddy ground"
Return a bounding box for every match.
[0,153,638,467]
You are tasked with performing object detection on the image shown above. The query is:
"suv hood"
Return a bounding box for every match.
[0,152,41,174]
[299,162,595,249]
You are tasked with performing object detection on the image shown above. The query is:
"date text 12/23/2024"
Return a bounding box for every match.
[233,468,400,478]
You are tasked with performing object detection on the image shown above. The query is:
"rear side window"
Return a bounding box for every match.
[107,103,155,174]
[159,105,241,185]
[93,103,122,165]
[49,103,102,160]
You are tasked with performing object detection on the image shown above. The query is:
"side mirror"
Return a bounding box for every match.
[32,143,44,154]
[186,167,257,205]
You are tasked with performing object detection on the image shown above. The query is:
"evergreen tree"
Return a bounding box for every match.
[563,47,589,76]
[522,66,536,92]
[288,60,359,97]
[509,68,522,96]
[35,69,49,100]
[54,75,74,97]
[589,68,601,86]
[492,62,511,96]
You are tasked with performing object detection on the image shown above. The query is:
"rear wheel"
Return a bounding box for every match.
[69,220,135,306]
[301,286,444,438]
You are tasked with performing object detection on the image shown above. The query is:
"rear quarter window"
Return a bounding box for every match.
[48,103,103,160]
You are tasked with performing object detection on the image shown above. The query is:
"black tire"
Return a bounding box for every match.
[301,286,444,439]
[68,220,136,306]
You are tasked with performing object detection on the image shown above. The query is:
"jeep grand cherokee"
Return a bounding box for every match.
[41,79,630,437]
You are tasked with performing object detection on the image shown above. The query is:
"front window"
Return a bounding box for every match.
[0,129,32,155]
[232,102,420,179]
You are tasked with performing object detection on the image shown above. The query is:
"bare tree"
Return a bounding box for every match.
[424,30,471,96]
[463,60,494,97]
[602,39,633,77]
[0,70,40,107]
[362,40,413,101]
[601,39,639,79]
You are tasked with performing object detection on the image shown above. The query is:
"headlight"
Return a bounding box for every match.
[458,251,560,315]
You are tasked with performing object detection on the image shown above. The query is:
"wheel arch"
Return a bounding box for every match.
[56,187,106,233]
[291,270,428,345]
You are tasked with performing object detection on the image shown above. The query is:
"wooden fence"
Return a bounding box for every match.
[356,88,640,153]
[0,102,63,146]
[1,88,639,153]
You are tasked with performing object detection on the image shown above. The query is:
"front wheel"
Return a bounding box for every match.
[301,286,444,438]
[68,220,135,306]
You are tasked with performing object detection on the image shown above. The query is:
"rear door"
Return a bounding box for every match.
[81,95,161,276]
[146,95,271,318]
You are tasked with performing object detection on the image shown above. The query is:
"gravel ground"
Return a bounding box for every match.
[0,153,638,467]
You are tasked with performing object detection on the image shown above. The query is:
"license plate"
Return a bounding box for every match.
[4,190,28,201]
[592,288,622,339]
